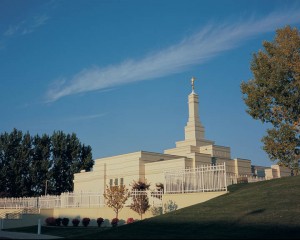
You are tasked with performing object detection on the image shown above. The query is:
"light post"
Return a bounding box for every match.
[45,180,49,196]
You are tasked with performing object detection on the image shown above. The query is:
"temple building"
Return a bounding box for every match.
[73,77,290,193]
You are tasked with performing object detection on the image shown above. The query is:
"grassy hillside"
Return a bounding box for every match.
[6,175,300,239]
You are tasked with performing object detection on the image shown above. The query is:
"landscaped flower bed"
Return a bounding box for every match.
[127,217,134,224]
[82,217,90,227]
[55,217,62,226]
[45,217,56,226]
[72,218,80,227]
[97,217,104,227]
[111,218,119,227]
[62,218,69,226]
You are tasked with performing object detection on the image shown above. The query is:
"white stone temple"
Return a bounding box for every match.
[73,77,290,193]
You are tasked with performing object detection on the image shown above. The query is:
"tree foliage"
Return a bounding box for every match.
[104,185,129,218]
[241,25,300,173]
[0,128,94,197]
[130,180,151,220]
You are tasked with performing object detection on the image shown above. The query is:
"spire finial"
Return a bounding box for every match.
[191,76,196,93]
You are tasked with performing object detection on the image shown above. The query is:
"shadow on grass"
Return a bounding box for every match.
[9,221,299,239]
[94,221,300,239]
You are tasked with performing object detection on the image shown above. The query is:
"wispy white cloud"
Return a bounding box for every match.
[3,14,49,37]
[46,8,300,102]
[21,15,49,35]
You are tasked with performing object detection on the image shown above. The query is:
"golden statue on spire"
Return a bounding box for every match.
[191,76,196,92]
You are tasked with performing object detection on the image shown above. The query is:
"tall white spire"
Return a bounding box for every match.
[184,76,205,141]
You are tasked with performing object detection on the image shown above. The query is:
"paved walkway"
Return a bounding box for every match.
[0,230,63,239]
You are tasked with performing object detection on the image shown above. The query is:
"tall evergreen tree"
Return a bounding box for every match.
[31,134,51,196]
[6,129,23,197]
[50,131,68,195]
[0,129,94,197]
[0,132,10,197]
[50,131,91,194]
[65,133,81,191]
[78,144,93,172]
[17,132,32,197]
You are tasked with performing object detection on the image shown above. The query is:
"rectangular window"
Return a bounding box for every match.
[114,178,118,186]
[120,178,124,186]
[109,179,113,187]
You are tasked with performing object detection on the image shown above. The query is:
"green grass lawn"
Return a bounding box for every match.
[5,175,300,239]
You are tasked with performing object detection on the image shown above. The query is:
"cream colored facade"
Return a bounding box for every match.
[264,165,291,179]
[73,79,290,193]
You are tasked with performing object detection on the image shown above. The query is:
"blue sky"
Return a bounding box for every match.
[1,0,300,167]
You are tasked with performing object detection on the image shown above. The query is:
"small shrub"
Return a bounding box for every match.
[96,217,104,227]
[82,217,90,227]
[127,217,134,224]
[45,217,56,226]
[111,218,119,227]
[62,218,69,226]
[151,206,163,216]
[72,218,80,227]
[55,217,62,226]
[164,199,178,213]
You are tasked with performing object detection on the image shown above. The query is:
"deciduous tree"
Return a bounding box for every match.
[104,185,129,218]
[130,180,151,220]
[241,25,300,174]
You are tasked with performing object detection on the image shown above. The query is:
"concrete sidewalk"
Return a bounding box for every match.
[0,230,63,239]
